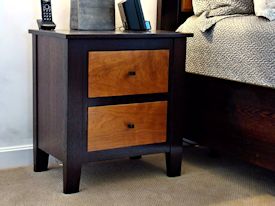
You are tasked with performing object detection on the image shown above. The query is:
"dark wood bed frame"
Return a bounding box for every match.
[157,0,275,172]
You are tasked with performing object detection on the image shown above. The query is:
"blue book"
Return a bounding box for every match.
[119,0,146,31]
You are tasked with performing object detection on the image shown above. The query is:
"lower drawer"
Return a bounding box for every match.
[87,101,167,152]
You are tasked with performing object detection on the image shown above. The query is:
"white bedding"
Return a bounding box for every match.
[177,15,275,89]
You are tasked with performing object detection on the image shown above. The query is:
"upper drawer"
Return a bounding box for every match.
[88,50,169,98]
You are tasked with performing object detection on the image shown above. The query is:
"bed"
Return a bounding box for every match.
[158,0,275,171]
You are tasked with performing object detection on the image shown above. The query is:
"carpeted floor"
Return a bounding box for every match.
[0,147,274,206]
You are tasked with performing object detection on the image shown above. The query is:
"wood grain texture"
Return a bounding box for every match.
[88,50,169,98]
[88,101,167,152]
[29,30,192,39]
[33,34,50,172]
[181,0,192,12]
[37,35,68,161]
[184,73,275,171]
[30,29,189,193]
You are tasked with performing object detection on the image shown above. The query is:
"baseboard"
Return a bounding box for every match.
[0,145,60,170]
[0,145,33,170]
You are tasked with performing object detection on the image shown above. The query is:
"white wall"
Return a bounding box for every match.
[0,0,70,148]
[0,0,157,149]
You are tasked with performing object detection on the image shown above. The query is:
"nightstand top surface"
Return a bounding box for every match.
[29,29,193,39]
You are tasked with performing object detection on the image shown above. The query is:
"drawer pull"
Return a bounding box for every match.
[128,71,136,76]
[127,123,135,129]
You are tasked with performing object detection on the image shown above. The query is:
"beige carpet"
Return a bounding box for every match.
[0,147,274,206]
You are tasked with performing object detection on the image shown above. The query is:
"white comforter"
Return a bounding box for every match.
[177,15,275,89]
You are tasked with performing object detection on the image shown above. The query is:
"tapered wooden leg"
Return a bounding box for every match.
[166,146,183,177]
[34,148,49,172]
[130,155,142,160]
[63,162,82,194]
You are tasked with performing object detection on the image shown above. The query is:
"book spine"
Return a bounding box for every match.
[134,0,146,30]
[123,0,140,30]
[118,3,128,29]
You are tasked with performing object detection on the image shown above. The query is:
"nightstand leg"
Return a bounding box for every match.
[34,148,49,172]
[63,162,82,194]
[166,146,183,177]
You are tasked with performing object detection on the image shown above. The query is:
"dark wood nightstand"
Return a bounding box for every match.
[29,30,192,194]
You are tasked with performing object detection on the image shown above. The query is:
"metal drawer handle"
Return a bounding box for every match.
[127,123,135,129]
[128,71,136,76]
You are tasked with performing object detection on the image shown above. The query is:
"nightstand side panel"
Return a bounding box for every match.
[36,36,68,161]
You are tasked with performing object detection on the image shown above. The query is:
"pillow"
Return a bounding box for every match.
[254,0,275,21]
[193,0,254,17]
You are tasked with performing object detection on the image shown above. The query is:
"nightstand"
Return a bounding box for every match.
[29,30,192,194]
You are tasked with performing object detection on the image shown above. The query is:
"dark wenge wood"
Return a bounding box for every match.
[34,148,49,172]
[87,93,168,107]
[165,38,187,176]
[30,29,191,193]
[36,36,67,161]
[32,33,50,172]
[86,143,170,162]
[166,146,183,177]
[32,33,38,167]
[29,29,192,39]
[63,162,82,194]
[32,33,49,172]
